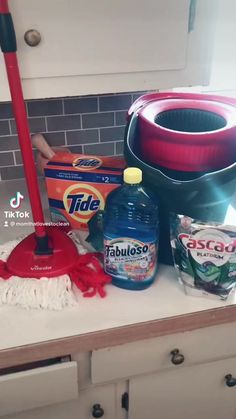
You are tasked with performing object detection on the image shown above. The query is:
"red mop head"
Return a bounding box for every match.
[0,230,112,308]
[6,228,78,278]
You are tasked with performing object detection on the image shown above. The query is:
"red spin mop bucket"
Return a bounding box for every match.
[0,0,110,297]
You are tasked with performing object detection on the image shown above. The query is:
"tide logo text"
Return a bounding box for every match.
[72,157,102,171]
[67,194,100,214]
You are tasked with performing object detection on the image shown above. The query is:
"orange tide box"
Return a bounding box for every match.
[45,153,126,230]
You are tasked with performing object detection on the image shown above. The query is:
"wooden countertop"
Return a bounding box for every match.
[0,179,236,369]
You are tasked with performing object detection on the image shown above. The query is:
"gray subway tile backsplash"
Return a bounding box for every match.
[99,94,132,111]
[66,129,99,145]
[84,142,115,156]
[0,120,10,136]
[0,151,14,167]
[47,114,81,131]
[64,97,98,114]
[67,145,83,154]
[0,90,146,180]
[100,126,125,142]
[28,99,63,117]
[132,91,150,102]
[1,165,24,180]
[0,102,13,119]
[82,112,114,129]
[115,141,124,156]
[0,135,20,152]
[115,110,127,126]
[10,117,46,135]
[14,149,38,165]
[42,132,66,147]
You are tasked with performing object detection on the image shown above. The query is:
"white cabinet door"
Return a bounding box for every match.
[3,383,117,419]
[10,0,189,78]
[0,0,216,100]
[129,357,236,419]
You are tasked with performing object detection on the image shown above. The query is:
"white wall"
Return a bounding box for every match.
[208,0,236,92]
[173,0,236,96]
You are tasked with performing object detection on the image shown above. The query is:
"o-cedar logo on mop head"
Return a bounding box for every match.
[63,184,104,223]
[72,157,102,171]
[179,228,236,266]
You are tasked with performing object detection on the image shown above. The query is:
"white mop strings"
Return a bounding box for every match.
[0,232,87,310]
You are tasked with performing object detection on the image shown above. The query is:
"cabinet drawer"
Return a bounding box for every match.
[92,322,236,383]
[0,361,78,416]
[2,384,117,419]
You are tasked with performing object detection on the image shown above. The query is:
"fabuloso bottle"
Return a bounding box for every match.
[103,167,159,290]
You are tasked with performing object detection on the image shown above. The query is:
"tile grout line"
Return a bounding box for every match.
[64,131,68,146]
[0,137,123,152]
[0,161,18,169]
[0,124,126,138]
[45,116,48,132]
[26,101,29,117]
[63,131,66,146]
[8,119,12,135]
[80,114,82,130]
[13,151,17,166]
[39,109,129,119]
[68,140,118,147]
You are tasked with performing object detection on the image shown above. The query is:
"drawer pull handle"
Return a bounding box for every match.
[92,404,104,418]
[24,29,41,47]
[170,349,185,365]
[225,374,236,387]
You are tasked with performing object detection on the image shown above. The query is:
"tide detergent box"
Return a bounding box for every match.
[44,153,126,230]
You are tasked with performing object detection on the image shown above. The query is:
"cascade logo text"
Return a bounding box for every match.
[179,233,236,254]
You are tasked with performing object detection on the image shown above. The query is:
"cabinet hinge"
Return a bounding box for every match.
[188,0,197,32]
[121,392,129,412]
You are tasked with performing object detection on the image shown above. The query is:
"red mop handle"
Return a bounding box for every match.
[0,0,46,239]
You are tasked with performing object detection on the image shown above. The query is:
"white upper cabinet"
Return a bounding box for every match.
[0,0,217,100]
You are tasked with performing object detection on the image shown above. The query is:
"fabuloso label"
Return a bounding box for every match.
[104,237,157,281]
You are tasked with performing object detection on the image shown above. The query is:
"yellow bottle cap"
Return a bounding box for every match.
[124,167,142,184]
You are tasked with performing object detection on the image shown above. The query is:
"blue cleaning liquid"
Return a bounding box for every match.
[103,169,159,290]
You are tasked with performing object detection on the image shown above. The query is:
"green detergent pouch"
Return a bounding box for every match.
[170,213,236,300]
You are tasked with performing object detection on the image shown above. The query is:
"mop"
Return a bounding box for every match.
[0,0,111,309]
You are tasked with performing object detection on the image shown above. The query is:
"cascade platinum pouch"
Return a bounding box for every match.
[170,214,236,300]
